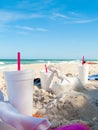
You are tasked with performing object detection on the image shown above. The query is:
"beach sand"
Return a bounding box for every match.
[0,62,98,130]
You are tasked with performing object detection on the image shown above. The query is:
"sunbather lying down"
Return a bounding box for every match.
[0,91,91,130]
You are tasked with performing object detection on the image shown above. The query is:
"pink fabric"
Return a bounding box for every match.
[53,123,90,130]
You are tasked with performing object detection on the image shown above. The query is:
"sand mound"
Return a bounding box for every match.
[33,86,98,128]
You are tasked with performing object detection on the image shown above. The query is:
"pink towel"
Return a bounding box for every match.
[53,123,91,130]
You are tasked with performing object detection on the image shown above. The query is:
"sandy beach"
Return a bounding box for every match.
[0,62,98,130]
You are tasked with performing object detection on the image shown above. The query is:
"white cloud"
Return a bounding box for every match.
[17,0,54,12]
[50,10,98,24]
[17,31,30,35]
[36,28,48,32]
[49,11,98,24]
[16,26,34,31]
[64,18,98,24]
[52,13,69,19]
[0,10,48,34]
[74,19,96,23]
[0,10,45,24]
[16,25,48,32]
[0,11,14,22]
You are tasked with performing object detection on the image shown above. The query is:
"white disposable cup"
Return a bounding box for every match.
[40,70,53,91]
[4,69,34,116]
[78,64,89,84]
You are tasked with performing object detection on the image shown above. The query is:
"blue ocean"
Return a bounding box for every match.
[0,58,98,69]
[0,59,79,65]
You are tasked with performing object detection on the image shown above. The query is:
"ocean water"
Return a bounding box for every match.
[0,58,98,69]
[0,59,79,65]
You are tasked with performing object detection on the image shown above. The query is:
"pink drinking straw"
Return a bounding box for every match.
[45,64,48,73]
[82,56,85,66]
[17,52,21,71]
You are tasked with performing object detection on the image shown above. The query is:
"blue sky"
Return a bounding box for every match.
[0,0,98,59]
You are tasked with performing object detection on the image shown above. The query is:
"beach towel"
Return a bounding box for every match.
[88,74,98,80]
[53,123,91,130]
